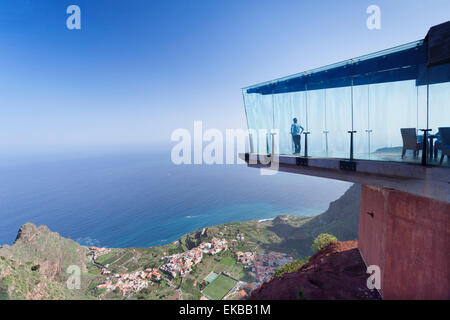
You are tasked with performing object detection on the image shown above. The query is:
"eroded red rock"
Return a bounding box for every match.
[249,241,381,300]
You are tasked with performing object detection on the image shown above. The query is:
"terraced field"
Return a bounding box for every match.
[202,274,237,300]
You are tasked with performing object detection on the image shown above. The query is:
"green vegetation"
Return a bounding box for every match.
[95,250,120,265]
[219,258,235,265]
[311,233,338,252]
[0,279,9,300]
[31,264,40,272]
[202,274,237,300]
[0,184,360,300]
[0,223,91,283]
[181,278,201,300]
[0,257,88,300]
[274,259,306,278]
[296,289,307,300]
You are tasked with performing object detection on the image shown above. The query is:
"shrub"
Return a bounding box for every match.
[274,260,305,278]
[31,264,40,272]
[198,281,208,291]
[296,289,307,300]
[311,233,338,252]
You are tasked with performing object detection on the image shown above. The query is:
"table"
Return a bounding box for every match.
[418,133,438,160]
[428,134,437,159]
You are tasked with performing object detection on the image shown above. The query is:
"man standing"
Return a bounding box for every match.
[291,118,304,154]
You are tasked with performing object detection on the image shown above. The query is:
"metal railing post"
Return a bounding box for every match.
[323,130,329,154]
[348,131,357,160]
[365,129,373,156]
[303,132,310,157]
[420,129,431,166]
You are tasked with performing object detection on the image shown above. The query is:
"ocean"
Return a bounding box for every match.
[0,149,352,248]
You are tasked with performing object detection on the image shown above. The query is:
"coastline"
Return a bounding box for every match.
[0,184,360,300]
[0,151,352,248]
[257,217,275,223]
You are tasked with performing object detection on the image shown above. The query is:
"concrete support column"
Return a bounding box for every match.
[358,185,450,299]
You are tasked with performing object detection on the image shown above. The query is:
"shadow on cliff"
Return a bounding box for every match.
[260,184,361,258]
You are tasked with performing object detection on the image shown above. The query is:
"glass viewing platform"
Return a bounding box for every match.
[242,27,450,168]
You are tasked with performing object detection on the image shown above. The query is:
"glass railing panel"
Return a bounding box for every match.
[243,92,274,154]
[428,63,450,167]
[417,85,428,133]
[273,91,307,156]
[353,84,370,159]
[354,79,422,164]
[308,89,328,157]
[243,43,447,169]
[325,86,352,158]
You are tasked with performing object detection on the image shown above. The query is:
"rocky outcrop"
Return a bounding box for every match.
[263,184,361,257]
[0,223,90,281]
[184,228,208,249]
[249,241,381,300]
[272,215,289,224]
[303,184,361,240]
[0,256,85,300]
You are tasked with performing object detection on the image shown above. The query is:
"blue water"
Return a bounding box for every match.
[0,150,351,248]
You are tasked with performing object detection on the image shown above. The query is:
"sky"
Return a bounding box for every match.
[0,0,449,155]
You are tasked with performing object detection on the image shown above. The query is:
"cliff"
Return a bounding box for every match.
[249,241,381,300]
[0,184,363,300]
[0,223,90,282]
[260,184,361,257]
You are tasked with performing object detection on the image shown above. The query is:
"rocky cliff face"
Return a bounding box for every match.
[0,184,363,300]
[184,228,209,249]
[0,223,90,281]
[249,241,381,300]
[263,184,361,257]
[0,256,86,300]
[0,223,91,300]
[303,183,361,240]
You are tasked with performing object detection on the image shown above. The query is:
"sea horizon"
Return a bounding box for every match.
[0,148,352,248]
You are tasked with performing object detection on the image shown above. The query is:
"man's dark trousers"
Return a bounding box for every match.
[293,135,301,154]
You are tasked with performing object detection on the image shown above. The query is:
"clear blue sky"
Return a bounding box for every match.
[0,0,449,155]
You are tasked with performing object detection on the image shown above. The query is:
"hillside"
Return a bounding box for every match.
[249,241,381,300]
[0,223,92,299]
[182,183,360,258]
[262,183,361,257]
[0,256,87,300]
[0,183,362,300]
[0,223,90,281]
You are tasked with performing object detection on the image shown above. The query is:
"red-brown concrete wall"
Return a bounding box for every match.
[359,185,450,300]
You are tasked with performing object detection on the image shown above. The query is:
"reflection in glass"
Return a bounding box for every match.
[242,40,449,167]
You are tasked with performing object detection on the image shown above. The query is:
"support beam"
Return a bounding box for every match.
[240,153,450,202]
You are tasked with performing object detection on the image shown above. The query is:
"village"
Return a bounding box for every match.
[88,246,111,260]
[92,236,293,298]
[236,251,293,283]
[96,268,162,296]
[160,238,229,278]
[94,238,229,296]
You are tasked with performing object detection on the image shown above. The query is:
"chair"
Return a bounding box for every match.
[400,128,422,158]
[438,127,450,164]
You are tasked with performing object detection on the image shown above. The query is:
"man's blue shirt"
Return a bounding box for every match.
[291,123,304,136]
